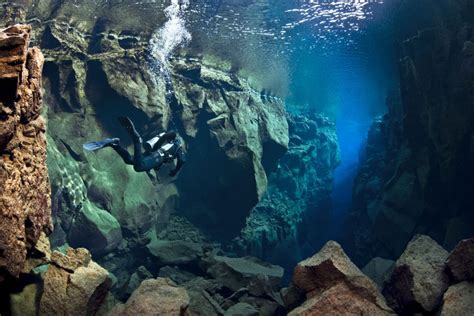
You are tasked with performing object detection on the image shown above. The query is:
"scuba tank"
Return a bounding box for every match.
[144,133,165,152]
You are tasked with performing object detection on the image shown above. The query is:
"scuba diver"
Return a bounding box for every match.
[83,117,186,182]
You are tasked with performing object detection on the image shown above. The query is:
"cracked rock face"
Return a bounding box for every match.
[2,3,291,250]
[348,0,474,265]
[0,24,52,279]
[234,113,340,270]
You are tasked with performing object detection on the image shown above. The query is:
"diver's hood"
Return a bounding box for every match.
[144,132,165,151]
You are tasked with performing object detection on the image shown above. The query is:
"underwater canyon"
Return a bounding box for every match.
[0,0,474,315]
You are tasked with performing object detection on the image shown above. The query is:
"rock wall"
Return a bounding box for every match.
[0,3,291,263]
[234,113,340,270]
[0,24,51,280]
[348,0,474,264]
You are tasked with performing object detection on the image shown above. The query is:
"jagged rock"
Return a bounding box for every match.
[291,241,393,315]
[383,235,449,314]
[446,238,474,282]
[224,303,259,316]
[67,201,123,256]
[207,255,284,297]
[40,247,111,316]
[439,281,474,316]
[362,257,395,288]
[124,266,153,297]
[112,278,190,316]
[288,282,393,316]
[0,24,51,279]
[147,239,204,266]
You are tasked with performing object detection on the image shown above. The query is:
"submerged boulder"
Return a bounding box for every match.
[289,282,392,316]
[290,241,393,315]
[68,201,123,256]
[382,235,449,314]
[39,248,111,316]
[206,255,284,297]
[147,239,204,266]
[439,281,474,316]
[111,278,190,316]
[446,238,474,282]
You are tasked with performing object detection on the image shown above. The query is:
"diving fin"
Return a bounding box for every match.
[83,138,119,151]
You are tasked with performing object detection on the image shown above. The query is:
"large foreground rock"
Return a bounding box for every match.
[383,235,449,314]
[289,282,392,316]
[0,24,51,279]
[439,281,474,316]
[291,241,393,315]
[446,238,474,282]
[111,278,190,316]
[40,248,111,315]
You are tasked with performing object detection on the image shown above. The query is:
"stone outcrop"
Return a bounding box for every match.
[290,241,394,315]
[348,0,474,264]
[0,24,51,279]
[382,235,450,314]
[110,278,190,316]
[40,247,112,315]
[446,238,474,282]
[234,113,340,270]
